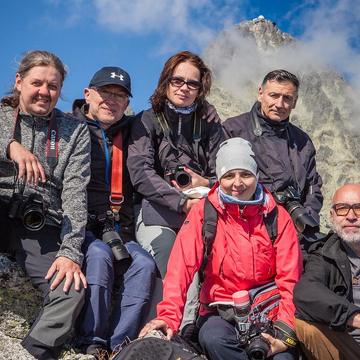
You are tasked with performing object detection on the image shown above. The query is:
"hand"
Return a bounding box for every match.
[261,333,288,357]
[8,140,46,185]
[347,313,360,328]
[182,198,200,214]
[45,256,87,293]
[171,167,209,191]
[202,101,221,123]
[139,319,174,340]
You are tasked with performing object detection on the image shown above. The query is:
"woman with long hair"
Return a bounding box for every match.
[0,50,90,359]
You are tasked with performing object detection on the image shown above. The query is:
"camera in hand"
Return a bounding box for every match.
[236,312,274,360]
[165,165,191,188]
[273,186,318,233]
[102,212,132,265]
[8,192,47,231]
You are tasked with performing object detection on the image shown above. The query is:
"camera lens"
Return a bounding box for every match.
[247,336,270,360]
[23,207,46,231]
[102,230,132,262]
[175,171,191,187]
[286,201,319,233]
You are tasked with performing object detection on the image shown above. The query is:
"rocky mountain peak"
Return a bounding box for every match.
[236,16,294,50]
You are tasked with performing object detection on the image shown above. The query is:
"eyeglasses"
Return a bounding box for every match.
[332,203,360,217]
[168,76,202,90]
[91,87,129,102]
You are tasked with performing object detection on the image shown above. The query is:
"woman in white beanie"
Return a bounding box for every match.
[140,137,302,360]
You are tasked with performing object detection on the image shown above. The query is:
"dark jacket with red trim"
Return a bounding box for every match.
[72,99,135,242]
[156,183,302,333]
[294,233,360,331]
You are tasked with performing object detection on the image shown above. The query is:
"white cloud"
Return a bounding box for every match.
[92,0,243,51]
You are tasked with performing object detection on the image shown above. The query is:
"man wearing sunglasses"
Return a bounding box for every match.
[294,183,360,359]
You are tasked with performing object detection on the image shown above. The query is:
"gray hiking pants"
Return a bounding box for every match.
[135,206,199,329]
[9,220,84,359]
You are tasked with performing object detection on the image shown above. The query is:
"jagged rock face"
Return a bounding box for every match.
[205,18,360,228]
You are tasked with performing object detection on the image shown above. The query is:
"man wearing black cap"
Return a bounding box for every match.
[72,66,156,356]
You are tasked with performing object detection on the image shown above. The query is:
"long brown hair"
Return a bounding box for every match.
[1,50,67,108]
[150,51,212,113]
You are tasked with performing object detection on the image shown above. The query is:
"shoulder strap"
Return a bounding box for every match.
[199,197,218,284]
[110,130,124,214]
[264,206,278,243]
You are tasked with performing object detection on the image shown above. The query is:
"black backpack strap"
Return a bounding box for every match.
[264,206,278,243]
[199,197,218,284]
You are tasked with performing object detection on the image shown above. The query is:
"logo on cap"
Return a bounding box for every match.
[110,72,124,81]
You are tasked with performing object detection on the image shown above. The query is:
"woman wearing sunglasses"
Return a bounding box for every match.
[127,51,223,323]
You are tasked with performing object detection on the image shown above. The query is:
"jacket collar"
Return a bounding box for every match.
[72,98,131,136]
[207,182,275,219]
[252,101,290,132]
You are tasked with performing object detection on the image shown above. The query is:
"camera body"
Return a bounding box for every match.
[165,165,191,188]
[8,192,47,231]
[236,313,274,360]
[273,186,318,233]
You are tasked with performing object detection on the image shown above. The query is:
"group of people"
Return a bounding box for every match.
[0,48,358,360]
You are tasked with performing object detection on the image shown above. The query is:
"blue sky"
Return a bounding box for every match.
[0,0,358,114]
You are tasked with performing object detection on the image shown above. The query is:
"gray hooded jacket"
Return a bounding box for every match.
[0,105,91,265]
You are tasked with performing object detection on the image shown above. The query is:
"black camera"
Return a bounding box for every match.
[8,192,47,231]
[165,165,191,188]
[237,314,273,360]
[102,211,132,266]
[273,186,318,233]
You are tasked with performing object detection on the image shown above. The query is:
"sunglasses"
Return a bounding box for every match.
[91,87,129,102]
[168,76,202,90]
[332,203,360,217]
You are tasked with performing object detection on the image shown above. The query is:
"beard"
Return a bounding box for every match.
[331,221,360,248]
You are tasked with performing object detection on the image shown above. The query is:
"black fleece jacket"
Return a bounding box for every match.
[72,99,135,242]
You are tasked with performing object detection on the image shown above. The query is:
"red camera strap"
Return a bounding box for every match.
[110,130,124,213]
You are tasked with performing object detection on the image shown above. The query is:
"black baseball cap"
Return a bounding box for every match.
[89,66,132,97]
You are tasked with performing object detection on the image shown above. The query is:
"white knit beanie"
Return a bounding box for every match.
[216,137,258,179]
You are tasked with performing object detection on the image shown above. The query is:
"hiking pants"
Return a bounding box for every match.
[198,315,298,360]
[295,318,360,360]
[135,206,201,330]
[79,231,156,350]
[8,220,85,360]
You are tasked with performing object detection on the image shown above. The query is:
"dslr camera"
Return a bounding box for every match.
[102,211,132,266]
[164,165,191,188]
[236,313,274,360]
[8,191,47,231]
[273,186,318,233]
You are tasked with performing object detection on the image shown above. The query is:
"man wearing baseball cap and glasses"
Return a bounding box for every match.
[72,66,156,357]
[294,183,360,359]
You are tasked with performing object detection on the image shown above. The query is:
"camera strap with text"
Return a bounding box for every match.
[45,110,59,174]
[12,108,59,176]
[110,130,124,216]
